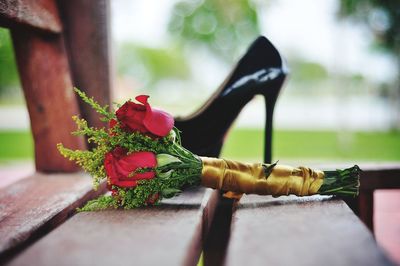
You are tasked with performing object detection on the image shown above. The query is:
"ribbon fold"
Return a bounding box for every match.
[200,157,325,198]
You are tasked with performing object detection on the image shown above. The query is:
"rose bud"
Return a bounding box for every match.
[116,95,174,137]
[104,147,157,188]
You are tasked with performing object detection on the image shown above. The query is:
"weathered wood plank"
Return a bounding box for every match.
[359,190,374,231]
[0,172,106,261]
[203,195,235,266]
[312,163,400,232]
[359,165,400,190]
[11,28,86,172]
[355,164,400,232]
[225,195,393,266]
[0,0,61,33]
[0,163,34,189]
[58,0,112,129]
[6,188,220,266]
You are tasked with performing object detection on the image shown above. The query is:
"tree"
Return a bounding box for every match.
[339,0,400,128]
[339,0,400,55]
[117,43,190,87]
[168,0,260,63]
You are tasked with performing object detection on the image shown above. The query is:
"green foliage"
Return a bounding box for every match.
[289,60,329,82]
[73,88,113,121]
[0,28,20,96]
[339,0,400,54]
[58,89,202,211]
[78,194,119,212]
[79,168,201,212]
[57,115,110,189]
[58,143,108,189]
[168,0,260,62]
[57,89,114,189]
[117,43,190,86]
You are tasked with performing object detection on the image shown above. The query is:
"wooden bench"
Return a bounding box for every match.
[2,174,396,265]
[311,163,400,233]
[0,1,398,265]
[5,187,220,266]
[226,195,393,266]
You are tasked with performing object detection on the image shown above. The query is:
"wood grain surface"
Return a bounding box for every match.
[58,0,112,130]
[359,165,400,190]
[0,172,106,260]
[0,0,61,33]
[6,188,219,266]
[225,195,394,266]
[313,163,400,232]
[11,28,85,172]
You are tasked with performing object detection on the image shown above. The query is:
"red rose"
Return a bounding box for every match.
[104,147,157,188]
[115,95,174,137]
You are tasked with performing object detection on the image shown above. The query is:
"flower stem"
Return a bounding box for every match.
[318,165,361,197]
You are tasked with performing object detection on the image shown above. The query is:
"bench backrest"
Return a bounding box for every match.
[0,0,111,172]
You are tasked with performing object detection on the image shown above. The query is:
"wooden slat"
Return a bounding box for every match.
[11,28,85,172]
[359,190,374,231]
[58,0,112,129]
[0,172,106,261]
[312,163,400,231]
[360,165,400,190]
[0,0,61,33]
[7,188,220,266]
[225,195,393,266]
[203,195,235,266]
[356,164,400,232]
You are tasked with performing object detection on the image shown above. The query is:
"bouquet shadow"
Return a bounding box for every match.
[237,194,334,210]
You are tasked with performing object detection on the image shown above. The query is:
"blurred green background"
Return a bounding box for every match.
[1,0,400,164]
[1,129,399,163]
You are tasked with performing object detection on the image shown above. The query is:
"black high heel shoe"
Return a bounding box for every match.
[175,36,288,163]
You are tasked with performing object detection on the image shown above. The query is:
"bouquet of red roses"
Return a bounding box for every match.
[58,89,360,211]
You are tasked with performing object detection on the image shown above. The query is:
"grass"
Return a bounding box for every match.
[0,129,399,163]
[0,131,33,161]
[222,128,400,162]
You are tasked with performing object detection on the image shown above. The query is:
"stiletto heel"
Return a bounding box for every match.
[265,98,274,164]
[175,36,288,159]
[263,74,287,163]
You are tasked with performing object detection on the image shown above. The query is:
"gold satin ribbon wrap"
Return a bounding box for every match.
[200,157,325,198]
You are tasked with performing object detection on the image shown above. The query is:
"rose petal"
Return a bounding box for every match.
[144,108,174,137]
[132,171,155,180]
[135,95,150,105]
[113,180,138,188]
[104,149,157,190]
[126,151,157,168]
[136,95,174,137]
[116,101,147,133]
